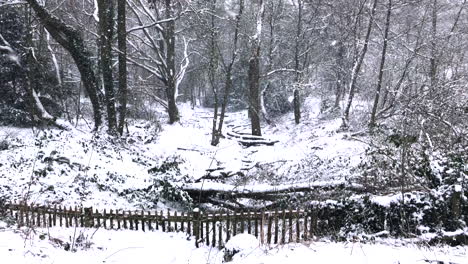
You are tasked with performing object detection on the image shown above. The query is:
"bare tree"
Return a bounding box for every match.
[211,0,244,146]
[369,0,392,129]
[24,0,103,130]
[127,0,189,124]
[342,0,378,129]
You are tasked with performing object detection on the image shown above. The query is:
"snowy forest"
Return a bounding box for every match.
[0,0,467,263]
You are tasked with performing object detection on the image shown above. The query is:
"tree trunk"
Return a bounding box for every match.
[369,0,392,129]
[248,0,265,137]
[117,0,128,135]
[165,0,180,124]
[249,52,262,136]
[342,0,378,129]
[430,0,438,91]
[293,0,303,125]
[334,44,346,109]
[25,0,103,130]
[293,89,300,124]
[211,0,244,146]
[98,0,117,133]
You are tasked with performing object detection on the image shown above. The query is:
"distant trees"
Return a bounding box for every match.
[127,0,189,124]
[0,0,464,153]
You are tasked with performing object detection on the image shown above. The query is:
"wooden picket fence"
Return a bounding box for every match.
[5,202,320,248]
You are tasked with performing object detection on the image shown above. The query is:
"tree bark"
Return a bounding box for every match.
[430,0,438,91]
[25,0,103,130]
[293,0,303,124]
[117,0,128,135]
[369,0,392,129]
[97,0,117,133]
[248,0,265,137]
[165,0,180,124]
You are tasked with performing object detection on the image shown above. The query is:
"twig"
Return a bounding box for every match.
[102,247,144,262]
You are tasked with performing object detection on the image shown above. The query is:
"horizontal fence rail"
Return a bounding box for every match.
[5,202,320,248]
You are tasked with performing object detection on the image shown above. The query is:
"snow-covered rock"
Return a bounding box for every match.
[224,233,260,262]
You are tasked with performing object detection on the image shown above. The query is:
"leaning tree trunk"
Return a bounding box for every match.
[25,0,102,130]
[369,0,392,129]
[97,0,117,133]
[212,0,244,146]
[342,0,378,129]
[117,0,128,135]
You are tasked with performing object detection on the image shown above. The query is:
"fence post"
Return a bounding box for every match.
[84,207,93,227]
[193,208,200,248]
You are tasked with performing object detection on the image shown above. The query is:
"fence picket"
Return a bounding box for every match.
[226,212,231,242]
[160,210,165,232]
[205,213,210,246]
[141,210,145,232]
[218,214,222,248]
[274,209,279,244]
[240,211,245,233]
[296,209,300,243]
[288,209,293,243]
[212,214,216,248]
[232,212,237,237]
[281,209,286,244]
[267,212,272,244]
[167,209,171,232]
[304,210,308,241]
[181,212,184,232]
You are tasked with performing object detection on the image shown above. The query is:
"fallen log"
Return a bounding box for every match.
[184,181,366,208]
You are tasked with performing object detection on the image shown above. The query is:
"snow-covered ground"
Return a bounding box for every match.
[0,98,466,263]
[0,223,466,264]
[0,98,367,209]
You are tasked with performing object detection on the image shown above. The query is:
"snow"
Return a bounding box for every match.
[3,97,459,262]
[0,224,466,264]
[225,233,259,252]
[0,98,368,209]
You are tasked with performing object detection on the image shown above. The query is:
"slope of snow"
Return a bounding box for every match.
[0,98,367,209]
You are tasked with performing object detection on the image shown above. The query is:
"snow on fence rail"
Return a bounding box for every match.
[5,202,319,248]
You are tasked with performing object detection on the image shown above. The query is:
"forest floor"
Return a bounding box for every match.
[1,97,466,263]
[0,97,368,210]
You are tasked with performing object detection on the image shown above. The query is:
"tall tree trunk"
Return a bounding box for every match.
[210,0,219,146]
[212,0,244,146]
[117,0,128,135]
[24,0,102,130]
[165,0,180,124]
[369,0,392,129]
[248,0,265,136]
[342,0,378,128]
[430,0,438,91]
[334,44,346,109]
[249,49,262,136]
[98,0,117,133]
[293,0,303,125]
